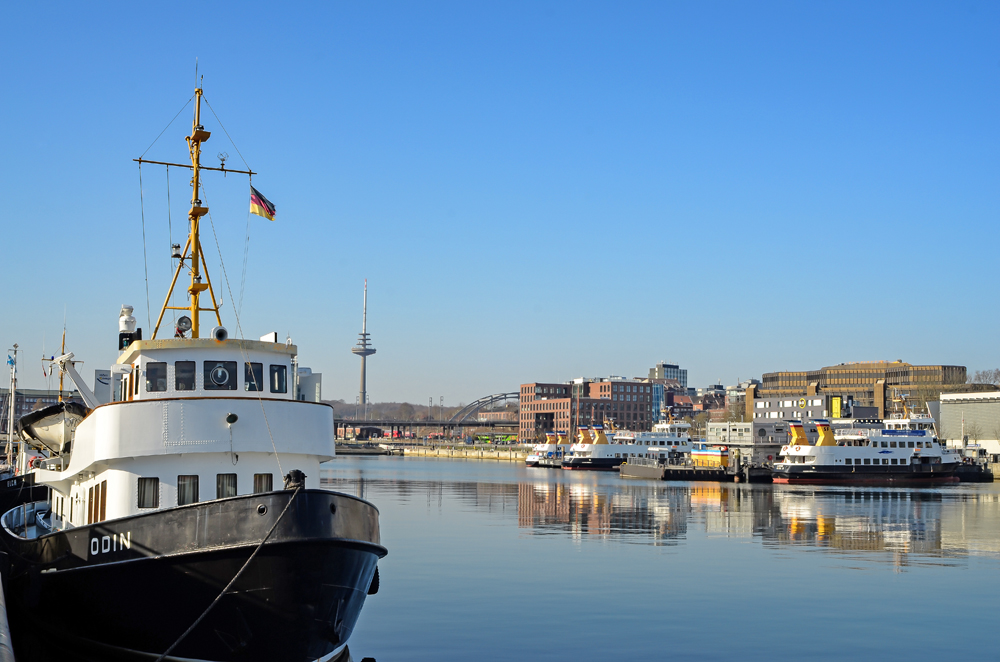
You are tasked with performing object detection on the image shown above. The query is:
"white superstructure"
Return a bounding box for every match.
[36,337,334,530]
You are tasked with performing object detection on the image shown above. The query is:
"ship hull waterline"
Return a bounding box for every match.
[2,489,386,662]
[772,464,960,486]
[561,458,624,471]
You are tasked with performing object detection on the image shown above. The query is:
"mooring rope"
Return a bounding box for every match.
[153,486,301,662]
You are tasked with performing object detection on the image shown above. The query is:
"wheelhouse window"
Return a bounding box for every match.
[253,473,273,493]
[205,361,237,390]
[138,477,159,508]
[217,474,237,498]
[175,361,196,391]
[146,362,168,392]
[245,362,264,392]
[270,365,287,393]
[177,475,199,505]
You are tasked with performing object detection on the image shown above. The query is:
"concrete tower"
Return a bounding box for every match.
[351,280,376,418]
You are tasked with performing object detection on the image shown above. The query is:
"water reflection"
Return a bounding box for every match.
[322,459,1000,568]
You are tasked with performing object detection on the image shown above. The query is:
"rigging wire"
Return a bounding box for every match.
[200,179,284,477]
[166,167,176,327]
[139,95,194,160]
[138,164,152,331]
[202,95,254,317]
[238,194,252,317]
[203,96,252,171]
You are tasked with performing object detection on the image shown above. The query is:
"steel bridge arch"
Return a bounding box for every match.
[449,393,519,423]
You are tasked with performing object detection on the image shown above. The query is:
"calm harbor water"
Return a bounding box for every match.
[324,456,1000,662]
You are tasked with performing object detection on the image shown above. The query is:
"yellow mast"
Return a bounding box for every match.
[151,84,223,339]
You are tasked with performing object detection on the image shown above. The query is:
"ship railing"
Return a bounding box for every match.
[626,456,695,468]
[0,500,49,539]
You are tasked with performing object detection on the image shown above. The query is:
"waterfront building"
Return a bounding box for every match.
[519,377,654,442]
[648,362,687,389]
[747,361,974,420]
[705,421,799,465]
[939,392,1000,456]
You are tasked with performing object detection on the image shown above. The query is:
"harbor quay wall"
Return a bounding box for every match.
[403,445,528,462]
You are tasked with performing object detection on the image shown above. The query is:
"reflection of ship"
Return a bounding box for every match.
[769,488,945,560]
[325,460,1000,565]
[773,418,960,485]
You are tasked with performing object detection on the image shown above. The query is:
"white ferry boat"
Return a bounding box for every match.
[526,431,571,467]
[563,421,693,470]
[772,418,961,485]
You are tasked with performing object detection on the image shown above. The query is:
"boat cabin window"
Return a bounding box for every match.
[175,361,196,391]
[890,442,897,448]
[908,442,915,448]
[177,475,199,505]
[138,477,159,508]
[270,365,287,393]
[134,369,140,396]
[245,362,264,392]
[253,474,273,493]
[863,459,871,465]
[217,474,238,498]
[881,442,888,448]
[205,361,237,390]
[146,362,168,392]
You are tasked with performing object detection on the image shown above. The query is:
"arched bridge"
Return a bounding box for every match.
[334,392,520,439]
[449,392,519,423]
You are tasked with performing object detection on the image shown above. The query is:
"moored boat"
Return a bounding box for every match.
[772,418,960,485]
[563,421,694,470]
[0,82,386,662]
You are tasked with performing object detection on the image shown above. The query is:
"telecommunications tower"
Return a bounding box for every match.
[351,280,376,418]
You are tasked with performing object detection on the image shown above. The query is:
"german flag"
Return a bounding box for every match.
[249,186,276,221]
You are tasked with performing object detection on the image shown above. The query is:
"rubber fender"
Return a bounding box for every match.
[367,566,380,595]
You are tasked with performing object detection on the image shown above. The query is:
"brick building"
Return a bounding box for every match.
[519,377,654,442]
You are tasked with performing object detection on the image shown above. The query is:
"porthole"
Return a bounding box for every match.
[257,504,267,516]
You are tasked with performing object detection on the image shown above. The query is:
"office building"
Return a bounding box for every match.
[519,377,654,442]
[649,362,687,389]
[747,361,976,420]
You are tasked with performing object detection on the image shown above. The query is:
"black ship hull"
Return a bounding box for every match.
[2,489,386,662]
[0,472,48,512]
[772,463,960,485]
[561,457,624,471]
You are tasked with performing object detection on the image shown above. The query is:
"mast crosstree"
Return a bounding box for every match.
[139,84,256,340]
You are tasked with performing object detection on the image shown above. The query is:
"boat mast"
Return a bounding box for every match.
[151,82,223,339]
[57,327,65,402]
[6,345,17,469]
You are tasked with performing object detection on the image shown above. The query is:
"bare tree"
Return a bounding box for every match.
[967,422,983,444]
[969,369,1000,385]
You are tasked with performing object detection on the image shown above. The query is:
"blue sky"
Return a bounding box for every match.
[2,1,998,404]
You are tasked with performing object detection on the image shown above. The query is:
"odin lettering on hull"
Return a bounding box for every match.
[89,532,131,557]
